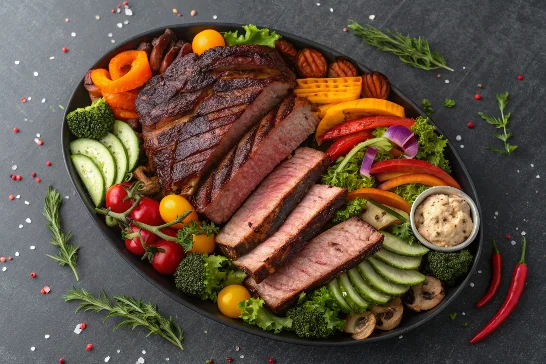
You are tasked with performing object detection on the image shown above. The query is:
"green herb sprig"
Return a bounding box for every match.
[422,99,434,118]
[478,92,517,154]
[64,287,184,350]
[348,21,453,71]
[443,99,456,108]
[43,187,80,281]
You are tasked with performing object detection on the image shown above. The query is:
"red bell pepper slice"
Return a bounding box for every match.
[325,131,374,162]
[370,159,461,189]
[321,116,415,142]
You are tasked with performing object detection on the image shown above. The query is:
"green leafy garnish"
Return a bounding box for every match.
[223,24,281,47]
[388,221,417,245]
[64,287,184,349]
[238,298,292,333]
[175,220,220,252]
[411,116,451,173]
[462,322,469,327]
[449,313,457,320]
[422,99,434,118]
[348,21,453,71]
[392,183,430,204]
[478,92,517,154]
[443,98,456,108]
[43,187,80,281]
[332,198,367,224]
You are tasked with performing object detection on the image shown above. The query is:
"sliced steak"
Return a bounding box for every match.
[234,184,347,283]
[245,217,383,313]
[195,95,320,224]
[137,45,296,196]
[216,147,329,260]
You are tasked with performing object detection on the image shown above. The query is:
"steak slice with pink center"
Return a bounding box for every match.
[245,217,383,313]
[194,95,320,224]
[234,184,347,283]
[216,147,329,260]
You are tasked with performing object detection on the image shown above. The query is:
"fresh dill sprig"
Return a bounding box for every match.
[478,92,517,154]
[348,21,453,72]
[64,287,184,350]
[43,186,80,281]
[422,99,434,118]
[443,98,456,108]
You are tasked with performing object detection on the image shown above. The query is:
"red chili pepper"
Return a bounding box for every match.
[470,238,528,344]
[476,239,502,308]
[325,131,374,162]
[321,116,415,142]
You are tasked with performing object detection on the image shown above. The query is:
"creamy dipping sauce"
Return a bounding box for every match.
[415,194,473,248]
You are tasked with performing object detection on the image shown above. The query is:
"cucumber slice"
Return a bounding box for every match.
[382,232,430,257]
[348,268,391,304]
[112,120,140,171]
[100,133,128,184]
[70,138,116,189]
[358,261,409,296]
[338,273,369,312]
[374,249,422,270]
[368,257,426,286]
[71,154,105,207]
[328,279,351,313]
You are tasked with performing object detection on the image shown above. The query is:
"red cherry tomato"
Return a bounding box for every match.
[151,240,184,275]
[129,197,163,226]
[124,225,158,255]
[105,183,133,213]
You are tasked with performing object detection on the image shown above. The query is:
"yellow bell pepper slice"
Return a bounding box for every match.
[294,86,361,95]
[315,98,405,144]
[318,103,338,118]
[295,91,360,104]
[296,76,362,88]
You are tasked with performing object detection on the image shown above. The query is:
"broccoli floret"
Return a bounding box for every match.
[238,298,292,333]
[286,287,345,339]
[427,250,473,284]
[67,98,114,139]
[174,253,244,302]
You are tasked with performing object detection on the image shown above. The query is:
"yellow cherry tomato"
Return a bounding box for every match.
[189,233,216,254]
[159,195,198,229]
[192,29,225,56]
[217,285,251,318]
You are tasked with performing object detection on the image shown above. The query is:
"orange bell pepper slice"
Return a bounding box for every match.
[109,50,148,80]
[103,91,137,112]
[370,159,461,189]
[375,172,409,182]
[91,50,152,93]
[378,173,448,191]
[112,107,139,120]
[348,188,412,213]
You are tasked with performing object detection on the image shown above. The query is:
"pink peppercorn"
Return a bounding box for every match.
[112,8,115,13]
[517,75,524,80]
[30,272,37,278]
[80,322,87,329]
[268,359,275,364]
[36,178,41,183]
[31,172,36,177]
[86,343,93,351]
[38,140,44,145]
[505,233,511,239]
[62,47,68,53]
[9,195,14,200]
[474,94,481,100]
[46,161,52,167]
[123,1,128,5]
[13,127,19,133]
[467,122,474,128]
[59,359,65,364]
[21,98,27,103]
[0,257,6,263]
[11,175,16,181]
[16,175,22,181]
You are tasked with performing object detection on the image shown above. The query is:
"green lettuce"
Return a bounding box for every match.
[392,183,429,204]
[388,221,417,245]
[239,298,292,333]
[332,198,367,224]
[412,116,451,173]
[224,24,281,47]
[322,150,375,191]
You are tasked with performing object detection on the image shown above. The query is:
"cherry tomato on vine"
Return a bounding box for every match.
[150,240,185,275]
[129,197,163,226]
[217,285,251,318]
[159,195,198,229]
[190,233,216,254]
[124,225,158,255]
[192,29,225,56]
[105,183,133,213]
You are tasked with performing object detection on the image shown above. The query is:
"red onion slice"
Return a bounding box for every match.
[360,146,377,177]
[403,138,418,159]
[384,125,414,147]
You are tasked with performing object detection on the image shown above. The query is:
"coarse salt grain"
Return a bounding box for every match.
[142,350,146,354]
[445,80,450,84]
[45,335,50,339]
[65,196,70,199]
[33,72,39,77]
[25,201,29,205]
[71,32,76,37]
[330,8,334,12]
[42,98,46,103]
[462,312,466,316]
[25,218,31,223]
[124,20,129,24]
[2,267,6,272]
[240,355,245,359]
[19,224,24,229]
[117,8,121,13]
[117,23,123,28]
[50,56,55,60]
[28,97,32,101]
[11,165,17,170]
[213,15,217,19]
[16,195,20,199]
[108,33,113,37]
[521,231,526,236]
[111,40,116,43]
[96,15,101,20]
[30,245,35,250]
[15,61,20,65]
[125,8,133,16]
[191,10,197,16]
[399,335,403,339]
[511,240,517,246]
[137,357,145,363]
[460,145,464,148]
[117,350,121,353]
[531,163,534,167]
[74,324,82,334]
[369,15,376,20]
[105,357,110,362]
[478,270,482,273]
[537,175,540,179]
[470,283,475,287]
[15,252,19,256]
[455,135,462,141]
[31,347,35,351]
[495,211,498,216]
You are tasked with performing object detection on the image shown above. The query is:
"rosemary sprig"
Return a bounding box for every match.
[64,287,184,350]
[348,21,453,71]
[478,92,517,154]
[422,99,434,118]
[43,187,80,281]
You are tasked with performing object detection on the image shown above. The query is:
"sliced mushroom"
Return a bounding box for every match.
[344,311,376,340]
[133,165,161,196]
[402,276,445,312]
[371,297,403,331]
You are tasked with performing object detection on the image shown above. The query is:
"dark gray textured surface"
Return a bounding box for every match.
[0,0,544,363]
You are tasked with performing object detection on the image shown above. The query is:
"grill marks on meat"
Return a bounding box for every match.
[234,185,347,283]
[195,95,320,224]
[216,148,329,260]
[137,45,296,195]
[245,217,384,313]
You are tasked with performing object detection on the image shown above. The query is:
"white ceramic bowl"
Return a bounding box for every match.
[410,186,480,252]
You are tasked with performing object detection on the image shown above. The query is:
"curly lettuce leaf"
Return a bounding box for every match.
[388,221,417,245]
[224,24,281,47]
[239,298,292,333]
[202,254,230,301]
[412,116,451,173]
[332,198,367,224]
[322,150,375,191]
[392,183,429,204]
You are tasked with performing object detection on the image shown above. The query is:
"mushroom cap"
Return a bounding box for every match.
[403,276,445,312]
[371,297,403,331]
[344,311,376,340]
